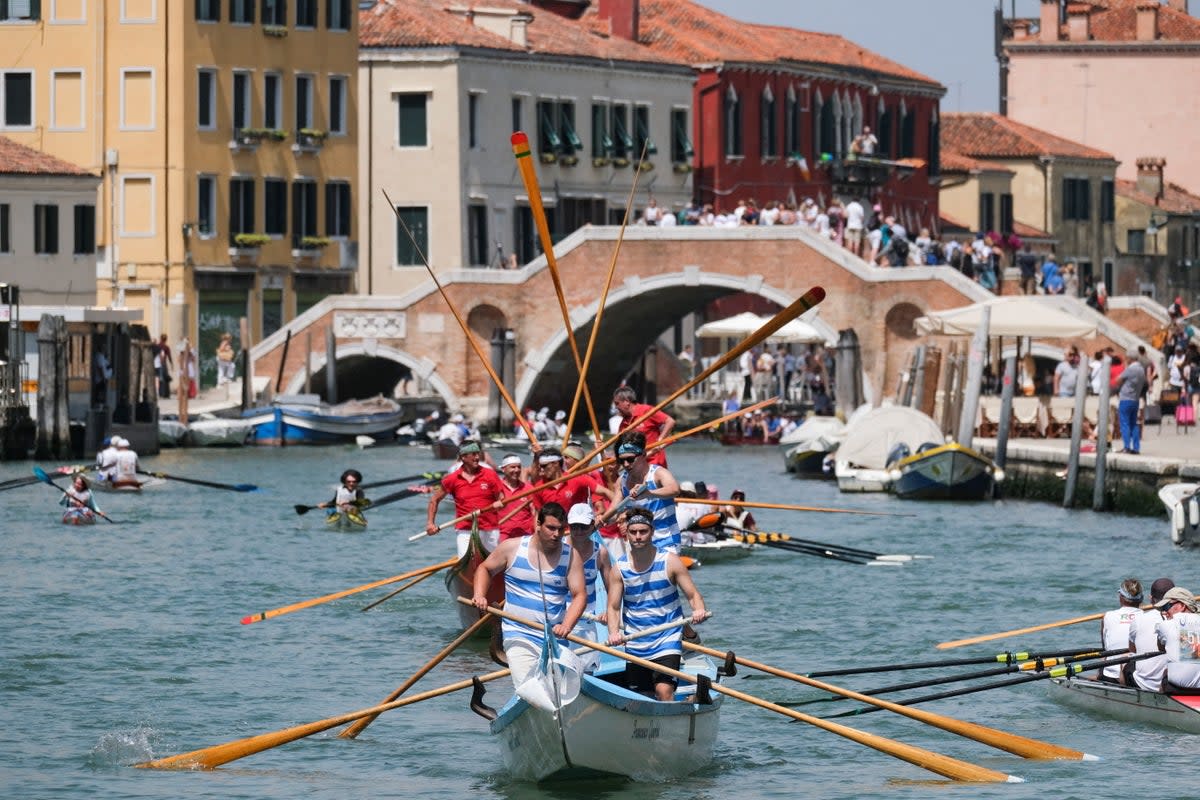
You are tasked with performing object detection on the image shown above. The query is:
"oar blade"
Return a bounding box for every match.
[294,504,312,516]
[33,466,52,483]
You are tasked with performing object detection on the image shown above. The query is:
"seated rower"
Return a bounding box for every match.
[472,502,586,687]
[606,508,707,701]
[60,474,100,523]
[111,437,141,488]
[719,488,757,532]
[1098,579,1143,684]
[95,437,117,483]
[1155,587,1200,692]
[566,503,613,667]
[318,469,368,519]
[1127,577,1175,689]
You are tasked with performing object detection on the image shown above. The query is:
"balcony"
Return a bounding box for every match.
[826,154,918,193]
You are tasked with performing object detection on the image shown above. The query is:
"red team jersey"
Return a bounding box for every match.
[441,467,502,530]
[498,479,534,541]
[533,473,594,513]
[619,403,670,466]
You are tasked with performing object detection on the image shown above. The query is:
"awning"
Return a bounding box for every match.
[914,297,1098,338]
[695,311,829,344]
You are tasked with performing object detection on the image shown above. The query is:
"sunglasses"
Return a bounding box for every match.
[617,455,638,466]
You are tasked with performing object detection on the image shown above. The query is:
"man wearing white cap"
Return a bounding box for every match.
[95,437,119,484]
[112,437,141,488]
[1155,587,1200,691]
[567,502,612,661]
[497,453,534,542]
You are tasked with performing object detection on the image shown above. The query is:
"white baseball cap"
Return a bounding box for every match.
[567,503,594,526]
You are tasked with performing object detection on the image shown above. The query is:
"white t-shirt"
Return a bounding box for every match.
[1130,610,1169,690]
[1101,606,1143,680]
[436,422,464,445]
[114,450,138,481]
[1158,612,1200,689]
[844,201,865,231]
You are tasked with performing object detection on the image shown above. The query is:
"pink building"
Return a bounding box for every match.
[1000,0,1200,193]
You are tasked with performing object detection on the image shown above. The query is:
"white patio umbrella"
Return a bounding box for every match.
[913,296,1098,338]
[695,312,828,344]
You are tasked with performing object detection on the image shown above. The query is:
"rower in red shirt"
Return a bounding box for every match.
[530,448,610,512]
[426,440,503,556]
[497,452,534,542]
[613,385,675,467]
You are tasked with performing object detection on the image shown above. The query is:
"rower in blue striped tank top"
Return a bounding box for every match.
[500,535,574,647]
[615,432,681,553]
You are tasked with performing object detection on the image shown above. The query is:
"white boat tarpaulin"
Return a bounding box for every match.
[836,406,945,470]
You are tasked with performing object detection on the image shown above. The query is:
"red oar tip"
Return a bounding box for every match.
[511,131,529,147]
[240,615,258,625]
[803,286,826,305]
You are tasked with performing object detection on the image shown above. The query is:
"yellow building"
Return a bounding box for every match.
[0,0,357,386]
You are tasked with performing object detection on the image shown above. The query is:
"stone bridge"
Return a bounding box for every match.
[250,226,1160,420]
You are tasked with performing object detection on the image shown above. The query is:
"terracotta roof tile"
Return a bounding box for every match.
[1012,220,1053,239]
[629,0,940,85]
[940,149,1015,174]
[1085,0,1200,41]
[1115,178,1200,214]
[942,112,1116,161]
[0,136,93,176]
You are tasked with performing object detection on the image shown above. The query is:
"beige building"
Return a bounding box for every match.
[1001,0,1200,191]
[0,0,357,386]
[942,113,1118,292]
[1113,157,1200,303]
[358,0,695,298]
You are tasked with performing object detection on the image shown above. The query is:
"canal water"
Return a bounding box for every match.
[1,441,1195,799]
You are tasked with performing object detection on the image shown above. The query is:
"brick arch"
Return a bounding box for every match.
[285,342,459,408]
[466,304,509,396]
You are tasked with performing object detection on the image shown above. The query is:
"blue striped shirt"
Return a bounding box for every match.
[617,551,682,659]
[502,536,573,647]
[621,464,680,552]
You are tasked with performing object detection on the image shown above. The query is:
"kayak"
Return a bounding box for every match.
[61,508,96,525]
[326,509,368,531]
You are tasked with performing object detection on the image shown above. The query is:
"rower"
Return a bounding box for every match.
[1128,577,1175,689]
[530,448,604,514]
[613,386,675,467]
[1098,578,1143,685]
[95,436,117,483]
[602,431,681,553]
[606,508,707,701]
[426,440,503,556]
[566,502,612,622]
[1155,588,1200,692]
[318,470,367,516]
[719,488,757,532]
[471,502,586,688]
[112,437,140,487]
[60,473,100,521]
[497,454,534,542]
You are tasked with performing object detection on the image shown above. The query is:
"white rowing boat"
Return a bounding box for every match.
[1049,677,1200,733]
[488,647,723,781]
[681,537,757,563]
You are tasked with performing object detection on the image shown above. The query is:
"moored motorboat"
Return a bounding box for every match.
[1159,483,1200,547]
[244,395,406,446]
[890,442,1001,501]
[188,417,253,447]
[325,509,368,531]
[1049,676,1200,733]
[835,406,945,494]
[489,648,723,781]
[778,416,845,476]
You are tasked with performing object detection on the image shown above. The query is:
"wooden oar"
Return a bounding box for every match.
[239,558,456,624]
[683,641,1090,762]
[33,467,118,524]
[511,131,604,442]
[361,471,444,491]
[385,189,536,443]
[678,496,914,519]
[823,652,1154,720]
[358,568,438,612]
[137,469,257,492]
[366,478,441,511]
[805,646,1107,679]
[468,600,1021,783]
[338,614,493,739]
[936,612,1108,650]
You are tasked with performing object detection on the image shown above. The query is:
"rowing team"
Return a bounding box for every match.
[94,436,142,489]
[1100,577,1200,692]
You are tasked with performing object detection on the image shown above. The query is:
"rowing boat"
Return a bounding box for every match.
[488,646,723,781]
[1159,483,1200,547]
[92,475,164,493]
[890,442,1001,501]
[325,509,368,531]
[445,528,503,633]
[1049,676,1200,733]
[681,537,757,563]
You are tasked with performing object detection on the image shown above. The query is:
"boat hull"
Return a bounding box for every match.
[325,510,367,531]
[245,405,406,446]
[681,539,756,563]
[835,465,891,493]
[1160,484,1200,547]
[188,419,253,447]
[1050,677,1200,733]
[892,443,997,501]
[784,447,832,476]
[491,654,722,782]
[61,509,95,525]
[445,530,503,633]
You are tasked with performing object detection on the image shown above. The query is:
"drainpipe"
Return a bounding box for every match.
[1038,155,1053,235]
[367,58,374,295]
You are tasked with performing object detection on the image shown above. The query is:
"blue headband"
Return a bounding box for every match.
[1119,585,1143,603]
[617,442,644,457]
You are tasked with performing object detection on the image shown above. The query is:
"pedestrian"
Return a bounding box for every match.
[1017,245,1039,295]
[1053,348,1081,397]
[1111,349,1147,454]
[155,333,173,398]
[216,332,236,386]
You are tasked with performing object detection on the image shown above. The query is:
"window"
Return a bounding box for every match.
[121,176,154,235]
[327,0,349,30]
[610,103,631,159]
[784,88,800,157]
[0,203,9,252]
[73,204,95,254]
[927,110,940,176]
[395,206,428,266]
[120,68,154,130]
[633,105,655,159]
[295,0,314,27]
[1062,177,1091,221]
[723,86,741,157]
[467,204,488,266]
[1127,229,1145,255]
[900,105,916,158]
[34,204,59,254]
[815,92,835,158]
[195,0,220,22]
[197,69,216,129]
[2,71,33,128]
[561,101,582,155]
[999,193,1013,234]
[233,71,251,131]
[979,192,995,233]
[876,102,892,159]
[1,1,40,20]
[515,206,537,263]
[511,96,522,134]
[264,73,281,129]
[50,70,84,130]
[329,76,346,135]
[760,87,777,158]
[325,181,350,237]
[295,75,312,130]
[396,93,427,147]
[466,93,479,148]
[264,178,286,236]
[231,0,254,23]
[1100,178,1114,223]
[292,180,317,246]
[197,175,216,237]
[592,103,611,157]
[536,99,562,155]
[262,0,285,26]
[670,108,692,164]
[229,177,256,242]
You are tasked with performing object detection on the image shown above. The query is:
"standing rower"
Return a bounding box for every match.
[606,508,707,700]
[472,503,586,687]
[497,454,534,542]
[603,431,681,553]
[613,386,675,467]
[426,440,503,556]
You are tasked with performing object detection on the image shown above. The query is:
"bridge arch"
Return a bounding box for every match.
[284,341,460,408]
[514,270,836,411]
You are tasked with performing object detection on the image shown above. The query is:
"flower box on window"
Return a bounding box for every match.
[672,163,692,174]
[539,152,558,165]
[229,233,269,262]
[231,128,266,151]
[612,157,630,168]
[263,24,288,37]
[592,157,611,168]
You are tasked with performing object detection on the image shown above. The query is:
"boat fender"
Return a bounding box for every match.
[1190,497,1200,528]
[695,674,714,706]
[993,468,1006,483]
[470,676,498,721]
[717,650,738,679]
[886,442,911,466]
[1175,503,1186,536]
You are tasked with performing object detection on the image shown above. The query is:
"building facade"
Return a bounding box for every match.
[0,0,357,385]
[1113,157,1200,304]
[358,0,695,298]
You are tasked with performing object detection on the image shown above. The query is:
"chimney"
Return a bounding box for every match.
[1166,0,1188,12]
[1040,0,1060,42]
[1010,19,1032,40]
[598,0,639,42]
[510,13,530,46]
[1136,1,1159,41]
[1136,157,1166,200]
[1066,3,1091,42]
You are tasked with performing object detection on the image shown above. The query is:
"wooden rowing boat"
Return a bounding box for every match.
[445,528,503,633]
[891,442,1000,501]
[488,647,723,781]
[1049,676,1200,733]
[324,509,368,531]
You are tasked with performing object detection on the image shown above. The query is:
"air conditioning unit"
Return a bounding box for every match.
[339,240,358,270]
